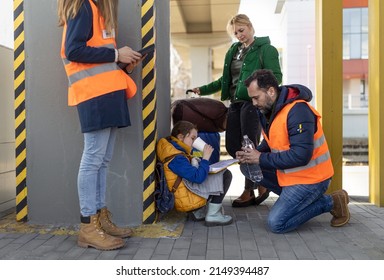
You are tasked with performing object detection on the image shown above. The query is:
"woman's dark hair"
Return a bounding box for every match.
[244,69,279,92]
[171,121,197,138]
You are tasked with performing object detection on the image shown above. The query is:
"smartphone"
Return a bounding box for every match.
[138,44,155,56]
[118,44,155,72]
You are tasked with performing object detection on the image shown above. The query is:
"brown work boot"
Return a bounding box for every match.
[99,207,132,238]
[254,186,270,205]
[330,189,350,227]
[232,189,256,207]
[78,214,125,250]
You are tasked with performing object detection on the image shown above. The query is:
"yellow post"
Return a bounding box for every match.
[315,0,343,192]
[368,0,384,206]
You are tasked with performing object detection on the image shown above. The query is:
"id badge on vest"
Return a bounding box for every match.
[102,29,115,39]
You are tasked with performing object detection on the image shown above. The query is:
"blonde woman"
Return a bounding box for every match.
[192,14,282,208]
[58,0,142,250]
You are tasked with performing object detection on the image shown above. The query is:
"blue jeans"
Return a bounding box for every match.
[78,127,117,217]
[258,168,333,233]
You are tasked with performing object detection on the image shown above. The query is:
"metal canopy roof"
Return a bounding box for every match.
[170,0,240,48]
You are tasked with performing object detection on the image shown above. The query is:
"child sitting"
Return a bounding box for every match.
[156,121,233,226]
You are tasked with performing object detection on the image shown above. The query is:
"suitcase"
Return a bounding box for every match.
[173,91,223,164]
[171,91,228,133]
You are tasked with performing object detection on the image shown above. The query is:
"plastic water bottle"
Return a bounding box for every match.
[240,135,263,182]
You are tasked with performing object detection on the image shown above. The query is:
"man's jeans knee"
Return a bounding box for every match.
[266,179,333,233]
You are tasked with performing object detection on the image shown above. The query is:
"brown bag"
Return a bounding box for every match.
[171,98,228,132]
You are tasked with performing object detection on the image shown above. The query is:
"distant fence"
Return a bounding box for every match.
[343,94,368,109]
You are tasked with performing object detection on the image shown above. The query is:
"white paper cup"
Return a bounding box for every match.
[192,137,207,151]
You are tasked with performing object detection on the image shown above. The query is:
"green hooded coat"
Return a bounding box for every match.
[199,36,282,102]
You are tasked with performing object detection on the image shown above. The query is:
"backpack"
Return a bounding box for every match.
[154,157,182,216]
[154,161,174,214]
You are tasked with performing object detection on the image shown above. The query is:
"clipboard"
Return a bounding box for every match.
[209,158,239,174]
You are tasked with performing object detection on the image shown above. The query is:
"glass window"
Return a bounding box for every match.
[362,33,368,59]
[350,34,361,59]
[361,8,368,33]
[350,9,361,33]
[343,8,368,60]
[343,34,350,60]
[343,9,351,33]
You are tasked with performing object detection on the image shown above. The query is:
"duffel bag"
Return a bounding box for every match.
[171,97,228,132]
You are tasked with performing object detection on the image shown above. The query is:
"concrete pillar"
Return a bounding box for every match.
[315,0,343,192]
[190,46,212,87]
[21,0,170,225]
[0,46,15,217]
[368,0,384,206]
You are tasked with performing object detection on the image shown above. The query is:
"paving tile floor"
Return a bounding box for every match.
[1,195,384,260]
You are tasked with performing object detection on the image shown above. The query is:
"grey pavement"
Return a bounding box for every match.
[1,166,384,260]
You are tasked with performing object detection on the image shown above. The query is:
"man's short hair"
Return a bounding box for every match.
[244,69,279,92]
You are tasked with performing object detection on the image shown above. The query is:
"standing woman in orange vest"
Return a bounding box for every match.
[58,0,142,250]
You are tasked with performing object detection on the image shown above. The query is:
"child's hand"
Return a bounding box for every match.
[202,144,214,161]
[191,157,200,167]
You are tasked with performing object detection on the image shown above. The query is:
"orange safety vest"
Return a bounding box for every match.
[60,0,137,106]
[262,100,334,186]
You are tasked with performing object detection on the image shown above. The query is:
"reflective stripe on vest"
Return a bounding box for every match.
[67,61,120,86]
[271,134,332,174]
[60,0,136,106]
[271,134,326,153]
[263,99,334,186]
[279,150,331,174]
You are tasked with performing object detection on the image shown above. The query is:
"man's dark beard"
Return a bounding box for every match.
[260,103,272,116]
[260,100,274,121]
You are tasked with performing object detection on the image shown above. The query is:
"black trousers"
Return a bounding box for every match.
[225,101,261,157]
[225,101,262,190]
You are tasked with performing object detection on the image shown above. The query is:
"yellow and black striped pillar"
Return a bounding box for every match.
[14,0,28,222]
[141,0,157,224]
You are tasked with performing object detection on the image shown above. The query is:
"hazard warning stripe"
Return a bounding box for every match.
[141,0,157,223]
[14,0,28,222]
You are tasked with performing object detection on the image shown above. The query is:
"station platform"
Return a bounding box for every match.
[1,165,384,260]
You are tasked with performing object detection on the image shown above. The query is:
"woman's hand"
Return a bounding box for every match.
[118,46,142,64]
[202,144,214,161]
[191,87,201,95]
[125,54,147,73]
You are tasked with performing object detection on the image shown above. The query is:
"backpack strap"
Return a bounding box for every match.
[163,154,183,193]
[171,177,182,193]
